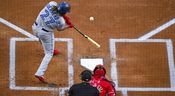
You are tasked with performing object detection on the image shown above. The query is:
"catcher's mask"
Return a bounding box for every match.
[80,70,92,82]
[93,64,106,76]
[57,2,71,15]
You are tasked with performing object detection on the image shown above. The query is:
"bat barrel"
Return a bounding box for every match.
[73,26,101,48]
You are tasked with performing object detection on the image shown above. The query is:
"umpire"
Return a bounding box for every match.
[68,70,99,96]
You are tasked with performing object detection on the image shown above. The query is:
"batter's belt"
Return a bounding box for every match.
[35,22,50,32]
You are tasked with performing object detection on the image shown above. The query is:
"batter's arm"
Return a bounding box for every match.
[56,24,71,31]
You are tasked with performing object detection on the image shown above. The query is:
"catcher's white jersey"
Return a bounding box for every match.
[35,1,66,31]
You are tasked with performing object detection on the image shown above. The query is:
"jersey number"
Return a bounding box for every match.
[40,9,55,25]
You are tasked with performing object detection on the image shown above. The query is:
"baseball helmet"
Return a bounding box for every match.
[93,64,106,76]
[57,2,71,15]
[80,70,92,81]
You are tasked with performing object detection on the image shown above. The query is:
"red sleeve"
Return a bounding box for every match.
[105,81,116,96]
[62,15,73,28]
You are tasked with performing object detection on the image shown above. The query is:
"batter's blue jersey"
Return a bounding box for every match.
[35,1,66,31]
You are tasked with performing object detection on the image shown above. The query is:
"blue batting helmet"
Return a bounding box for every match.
[57,2,71,15]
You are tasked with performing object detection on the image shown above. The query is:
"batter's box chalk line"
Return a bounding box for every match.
[109,39,175,96]
[9,37,73,96]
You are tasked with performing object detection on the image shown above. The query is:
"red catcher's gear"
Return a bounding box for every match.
[91,64,116,96]
[93,64,106,78]
[94,69,105,77]
[90,76,116,96]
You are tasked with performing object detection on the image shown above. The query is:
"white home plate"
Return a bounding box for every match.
[80,58,103,71]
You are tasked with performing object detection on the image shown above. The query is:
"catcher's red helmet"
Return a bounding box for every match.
[93,64,106,76]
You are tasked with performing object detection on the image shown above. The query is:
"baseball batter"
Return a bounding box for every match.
[32,1,73,83]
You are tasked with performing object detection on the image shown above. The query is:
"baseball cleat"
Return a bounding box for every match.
[35,75,47,83]
[53,49,60,55]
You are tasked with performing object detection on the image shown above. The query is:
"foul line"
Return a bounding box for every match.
[138,18,175,40]
[0,18,36,39]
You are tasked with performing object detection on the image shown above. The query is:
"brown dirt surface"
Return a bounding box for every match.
[1,0,175,96]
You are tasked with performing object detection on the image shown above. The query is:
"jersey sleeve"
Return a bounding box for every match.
[56,16,66,30]
[106,82,116,96]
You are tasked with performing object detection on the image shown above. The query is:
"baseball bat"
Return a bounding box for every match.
[73,26,101,48]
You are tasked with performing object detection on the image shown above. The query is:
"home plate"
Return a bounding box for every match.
[80,58,103,71]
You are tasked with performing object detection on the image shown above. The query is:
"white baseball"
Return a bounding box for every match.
[89,16,94,21]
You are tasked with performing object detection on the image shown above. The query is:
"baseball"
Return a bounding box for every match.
[89,16,94,21]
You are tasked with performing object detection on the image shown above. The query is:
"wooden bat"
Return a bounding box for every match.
[73,26,101,48]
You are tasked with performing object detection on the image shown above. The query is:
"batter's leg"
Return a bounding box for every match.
[35,32,55,76]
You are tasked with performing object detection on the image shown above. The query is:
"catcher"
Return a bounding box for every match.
[90,64,116,96]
